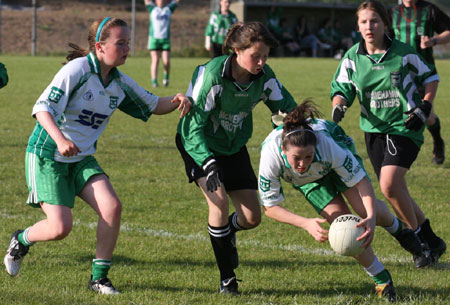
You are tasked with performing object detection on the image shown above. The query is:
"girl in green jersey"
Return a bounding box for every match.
[331,0,445,269]
[177,22,297,295]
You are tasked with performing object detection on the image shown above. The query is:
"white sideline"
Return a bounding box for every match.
[1,210,412,264]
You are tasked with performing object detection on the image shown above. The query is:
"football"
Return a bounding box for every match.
[328,214,365,256]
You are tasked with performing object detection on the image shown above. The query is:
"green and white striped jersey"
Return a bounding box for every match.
[178,54,297,167]
[27,52,159,162]
[392,0,450,65]
[205,10,238,45]
[147,1,178,40]
[330,37,439,147]
[258,119,366,207]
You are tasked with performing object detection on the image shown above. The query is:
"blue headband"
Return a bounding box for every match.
[95,17,112,42]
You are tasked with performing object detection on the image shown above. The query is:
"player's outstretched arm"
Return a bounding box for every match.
[263,205,328,242]
[353,177,376,248]
[153,93,192,117]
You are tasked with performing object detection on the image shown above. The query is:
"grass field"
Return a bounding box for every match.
[0,55,449,305]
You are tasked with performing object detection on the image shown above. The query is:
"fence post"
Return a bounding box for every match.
[131,0,136,55]
[32,0,37,56]
[0,0,2,54]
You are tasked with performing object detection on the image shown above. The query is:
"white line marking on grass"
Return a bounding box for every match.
[1,211,413,265]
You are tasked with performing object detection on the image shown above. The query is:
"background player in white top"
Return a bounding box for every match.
[3,17,191,295]
[258,101,425,301]
[145,0,179,87]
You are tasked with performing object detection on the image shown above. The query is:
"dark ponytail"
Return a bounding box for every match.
[282,99,322,149]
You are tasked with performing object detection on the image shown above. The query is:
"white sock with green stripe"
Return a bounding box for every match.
[383,217,401,236]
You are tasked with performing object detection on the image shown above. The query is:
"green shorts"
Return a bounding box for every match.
[148,38,171,51]
[25,152,105,208]
[294,138,368,214]
[294,172,351,214]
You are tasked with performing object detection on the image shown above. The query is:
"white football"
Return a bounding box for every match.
[329,214,365,256]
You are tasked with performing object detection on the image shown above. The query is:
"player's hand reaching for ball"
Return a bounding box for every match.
[355,217,375,248]
[305,218,328,243]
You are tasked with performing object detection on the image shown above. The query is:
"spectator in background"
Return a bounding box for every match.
[205,0,238,59]
[0,62,8,88]
[145,0,180,88]
[392,0,450,165]
[279,17,301,56]
[293,15,331,58]
[266,6,283,41]
[333,19,354,58]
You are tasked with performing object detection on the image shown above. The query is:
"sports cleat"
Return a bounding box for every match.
[375,273,397,303]
[414,242,433,268]
[4,230,29,276]
[88,277,120,295]
[231,232,239,269]
[219,276,240,295]
[162,79,169,87]
[430,238,446,263]
[394,228,423,256]
[432,138,445,165]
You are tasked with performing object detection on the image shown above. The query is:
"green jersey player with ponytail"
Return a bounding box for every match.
[330,1,445,269]
[176,21,297,295]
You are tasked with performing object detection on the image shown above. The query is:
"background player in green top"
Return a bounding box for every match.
[3,17,191,295]
[392,0,450,164]
[0,62,8,88]
[330,0,445,268]
[145,0,179,87]
[205,0,238,59]
[176,21,297,295]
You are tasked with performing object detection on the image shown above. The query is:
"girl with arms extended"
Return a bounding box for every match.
[259,101,426,301]
[331,0,445,268]
[176,21,297,295]
[3,17,191,295]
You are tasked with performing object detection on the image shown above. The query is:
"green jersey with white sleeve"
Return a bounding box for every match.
[178,54,297,167]
[330,37,439,147]
[205,10,238,45]
[147,1,178,40]
[27,52,159,163]
[258,119,366,207]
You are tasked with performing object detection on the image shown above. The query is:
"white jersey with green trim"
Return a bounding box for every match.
[27,52,159,163]
[258,119,366,207]
[147,1,177,40]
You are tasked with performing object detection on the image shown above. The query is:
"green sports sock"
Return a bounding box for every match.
[372,269,391,285]
[18,227,34,247]
[152,78,158,85]
[163,72,169,80]
[92,259,111,281]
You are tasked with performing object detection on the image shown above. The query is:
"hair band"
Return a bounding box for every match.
[284,128,314,138]
[96,17,112,42]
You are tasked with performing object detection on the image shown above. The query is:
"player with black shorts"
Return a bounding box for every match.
[331,1,446,268]
[392,0,450,164]
[176,22,297,295]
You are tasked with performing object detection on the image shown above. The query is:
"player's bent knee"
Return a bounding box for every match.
[50,222,72,240]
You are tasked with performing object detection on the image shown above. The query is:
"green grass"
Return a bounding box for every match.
[0,55,449,305]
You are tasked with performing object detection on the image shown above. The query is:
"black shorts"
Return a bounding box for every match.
[364,132,420,179]
[175,134,258,191]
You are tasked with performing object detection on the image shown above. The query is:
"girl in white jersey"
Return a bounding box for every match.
[3,17,191,295]
[145,0,180,87]
[258,101,424,301]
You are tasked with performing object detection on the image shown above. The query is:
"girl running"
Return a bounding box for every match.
[3,17,191,295]
[176,21,297,295]
[330,0,445,268]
